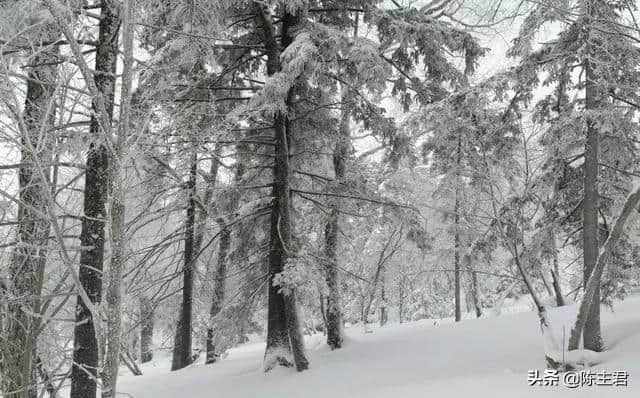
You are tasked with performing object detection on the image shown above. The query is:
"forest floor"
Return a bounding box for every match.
[118,296,640,397]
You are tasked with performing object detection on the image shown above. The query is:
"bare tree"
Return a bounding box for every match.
[102,1,136,396]
[43,1,121,396]
[0,11,58,398]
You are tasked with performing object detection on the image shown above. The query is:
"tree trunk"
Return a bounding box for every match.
[454,135,462,322]
[70,3,119,398]
[139,298,154,363]
[379,266,387,326]
[549,227,565,307]
[471,271,482,317]
[363,227,401,325]
[205,227,231,364]
[324,84,350,349]
[398,277,406,323]
[205,146,245,364]
[568,183,640,351]
[582,15,603,351]
[171,150,197,371]
[256,3,309,372]
[466,256,482,318]
[102,2,134,395]
[0,20,58,398]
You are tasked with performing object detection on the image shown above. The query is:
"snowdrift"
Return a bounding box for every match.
[119,297,640,398]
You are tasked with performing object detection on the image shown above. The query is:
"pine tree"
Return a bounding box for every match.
[510,0,640,353]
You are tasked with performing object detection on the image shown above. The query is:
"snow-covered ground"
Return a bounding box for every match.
[119,297,640,397]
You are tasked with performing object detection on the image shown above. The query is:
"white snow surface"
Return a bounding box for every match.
[118,297,640,397]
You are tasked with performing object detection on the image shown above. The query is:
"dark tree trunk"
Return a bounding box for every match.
[398,277,406,324]
[549,229,565,307]
[454,135,462,322]
[140,298,154,363]
[464,255,482,318]
[256,3,309,372]
[324,208,344,347]
[470,268,482,318]
[171,150,197,371]
[582,8,603,352]
[70,3,119,398]
[551,269,565,307]
[1,23,58,398]
[205,227,231,364]
[206,146,245,364]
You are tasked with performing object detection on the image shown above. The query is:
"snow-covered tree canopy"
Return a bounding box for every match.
[1,0,640,397]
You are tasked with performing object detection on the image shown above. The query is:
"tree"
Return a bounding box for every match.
[510,0,640,355]
[102,1,136,396]
[43,0,121,396]
[205,143,245,364]
[254,2,309,372]
[0,4,58,396]
[171,149,197,371]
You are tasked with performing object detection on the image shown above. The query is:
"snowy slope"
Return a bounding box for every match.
[118,297,640,398]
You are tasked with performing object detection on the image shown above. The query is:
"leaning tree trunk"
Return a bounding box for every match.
[70,2,120,398]
[139,297,154,363]
[549,228,565,307]
[568,183,640,351]
[582,20,603,352]
[256,4,309,372]
[0,21,58,398]
[171,149,197,371]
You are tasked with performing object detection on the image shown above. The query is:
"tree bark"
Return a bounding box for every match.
[454,135,462,322]
[139,297,154,363]
[379,265,387,326]
[171,150,197,371]
[0,20,58,398]
[398,277,406,324]
[549,228,565,307]
[324,83,350,348]
[466,256,482,318]
[70,2,119,398]
[582,6,603,351]
[256,3,309,372]
[205,227,230,364]
[102,1,135,395]
[205,147,245,364]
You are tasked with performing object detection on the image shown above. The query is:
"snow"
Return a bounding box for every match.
[114,296,640,398]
